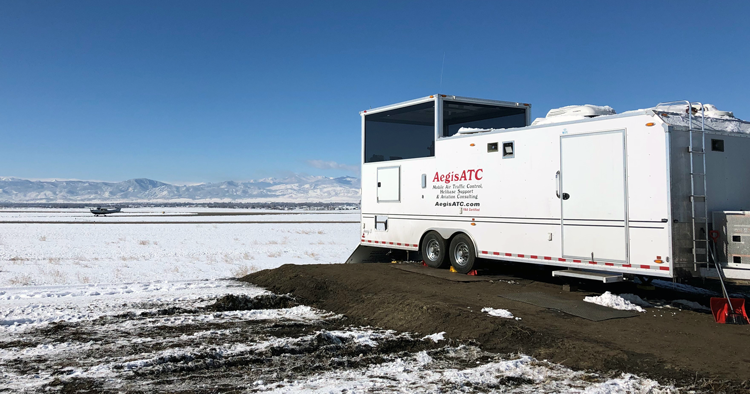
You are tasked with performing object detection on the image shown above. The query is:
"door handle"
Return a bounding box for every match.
[377,182,381,187]
[556,171,570,200]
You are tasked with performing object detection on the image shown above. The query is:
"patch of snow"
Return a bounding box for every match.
[583,291,646,312]
[456,127,493,134]
[481,307,520,320]
[256,350,672,393]
[421,332,446,343]
[532,104,616,125]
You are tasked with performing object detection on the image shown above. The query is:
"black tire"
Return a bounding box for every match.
[449,234,476,274]
[421,231,448,268]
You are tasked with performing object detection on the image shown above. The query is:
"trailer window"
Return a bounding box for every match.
[442,101,526,137]
[365,102,435,163]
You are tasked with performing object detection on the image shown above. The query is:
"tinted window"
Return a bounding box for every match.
[443,101,527,137]
[365,102,435,163]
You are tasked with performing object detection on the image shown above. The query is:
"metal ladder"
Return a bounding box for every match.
[657,101,709,270]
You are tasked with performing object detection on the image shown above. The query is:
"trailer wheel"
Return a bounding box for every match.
[449,234,476,274]
[422,232,448,268]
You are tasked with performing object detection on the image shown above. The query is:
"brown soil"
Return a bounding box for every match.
[243,262,750,393]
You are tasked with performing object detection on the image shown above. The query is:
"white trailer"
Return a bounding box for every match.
[350,94,750,282]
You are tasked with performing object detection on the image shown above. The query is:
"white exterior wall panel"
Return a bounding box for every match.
[361,102,674,278]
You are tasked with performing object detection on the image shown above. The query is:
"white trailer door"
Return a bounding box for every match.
[377,166,400,202]
[561,130,628,263]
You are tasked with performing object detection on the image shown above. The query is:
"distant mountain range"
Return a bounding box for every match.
[0,176,361,203]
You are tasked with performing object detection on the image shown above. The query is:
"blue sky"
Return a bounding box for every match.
[1,1,749,184]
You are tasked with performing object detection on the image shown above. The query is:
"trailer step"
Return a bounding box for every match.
[552,269,624,283]
[690,195,706,201]
[688,149,705,154]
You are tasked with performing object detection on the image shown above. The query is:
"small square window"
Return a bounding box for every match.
[733,255,742,264]
[487,142,498,153]
[711,139,724,152]
[733,235,742,243]
[502,141,515,158]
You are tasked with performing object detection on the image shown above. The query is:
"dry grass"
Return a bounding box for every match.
[267,251,282,258]
[230,264,258,278]
[39,235,47,241]
[8,273,33,286]
[76,272,91,284]
[304,251,320,260]
[242,252,254,261]
[8,257,28,265]
[39,267,66,284]
[48,257,62,265]
[138,240,151,245]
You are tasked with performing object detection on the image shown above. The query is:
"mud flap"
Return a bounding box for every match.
[345,245,417,264]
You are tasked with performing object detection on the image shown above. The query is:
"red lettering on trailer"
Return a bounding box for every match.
[432,168,484,184]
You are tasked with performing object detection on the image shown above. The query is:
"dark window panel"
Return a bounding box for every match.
[365,102,435,163]
[442,101,526,137]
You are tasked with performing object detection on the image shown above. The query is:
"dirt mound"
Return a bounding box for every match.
[243,263,750,392]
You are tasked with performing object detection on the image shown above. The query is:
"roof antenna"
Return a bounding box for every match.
[439,52,446,94]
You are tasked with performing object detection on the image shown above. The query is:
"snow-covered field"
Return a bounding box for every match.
[0,209,676,392]
[0,208,359,286]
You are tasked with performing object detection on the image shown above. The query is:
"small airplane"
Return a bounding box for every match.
[90,207,121,216]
